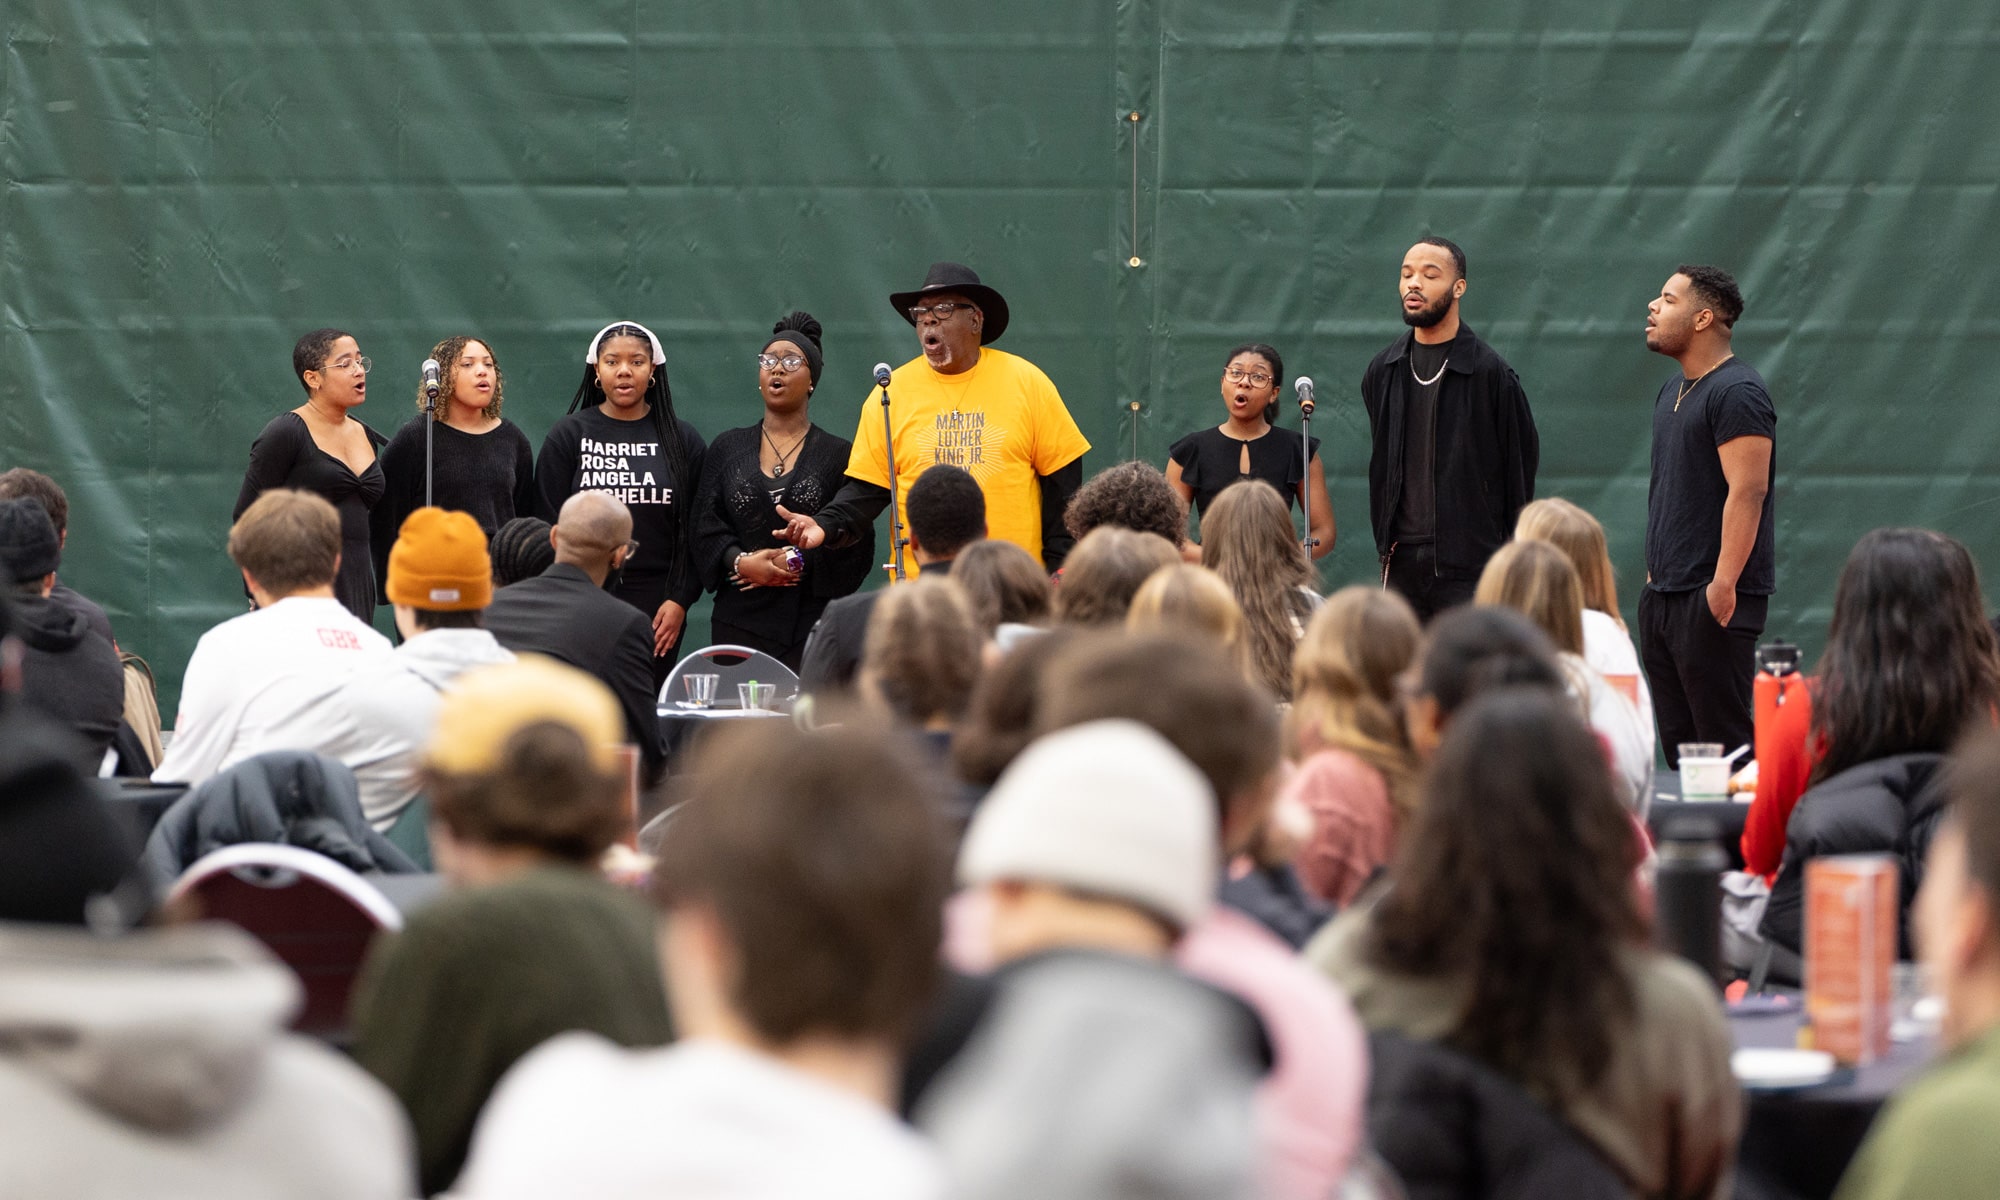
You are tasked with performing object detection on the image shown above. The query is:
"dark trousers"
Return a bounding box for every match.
[710,616,813,674]
[1382,541,1477,624]
[1639,585,1767,769]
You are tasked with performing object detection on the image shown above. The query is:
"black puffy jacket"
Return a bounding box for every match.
[1758,752,1947,979]
[1366,1031,1633,1200]
[143,750,416,884]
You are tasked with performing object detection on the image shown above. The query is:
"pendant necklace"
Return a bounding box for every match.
[762,424,807,477]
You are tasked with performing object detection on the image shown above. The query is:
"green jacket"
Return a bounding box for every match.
[1836,1025,2000,1200]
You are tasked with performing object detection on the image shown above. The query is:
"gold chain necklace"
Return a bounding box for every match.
[1675,355,1733,412]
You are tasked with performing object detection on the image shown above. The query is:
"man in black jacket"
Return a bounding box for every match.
[483,491,664,784]
[0,498,123,772]
[1361,238,1539,621]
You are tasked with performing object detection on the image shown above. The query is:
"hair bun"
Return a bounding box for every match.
[772,310,822,349]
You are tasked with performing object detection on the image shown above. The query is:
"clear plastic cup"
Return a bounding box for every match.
[738,681,777,711]
[682,673,719,709]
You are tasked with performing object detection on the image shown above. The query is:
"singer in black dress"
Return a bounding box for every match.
[372,336,536,593]
[235,328,386,622]
[691,312,874,670]
[1165,342,1335,559]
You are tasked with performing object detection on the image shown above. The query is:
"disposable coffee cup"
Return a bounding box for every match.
[1679,743,1729,800]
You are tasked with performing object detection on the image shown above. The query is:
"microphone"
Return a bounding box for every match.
[1294,376,1315,417]
[873,362,893,389]
[421,359,442,403]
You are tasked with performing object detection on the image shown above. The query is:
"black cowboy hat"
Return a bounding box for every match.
[889,262,1009,345]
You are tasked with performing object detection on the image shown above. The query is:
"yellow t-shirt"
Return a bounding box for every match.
[846,348,1090,573]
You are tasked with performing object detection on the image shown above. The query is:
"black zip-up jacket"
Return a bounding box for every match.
[1361,323,1539,580]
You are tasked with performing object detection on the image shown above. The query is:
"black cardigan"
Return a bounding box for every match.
[1361,323,1538,579]
[690,423,875,636]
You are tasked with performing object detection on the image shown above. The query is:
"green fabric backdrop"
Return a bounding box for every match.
[3,1,1995,713]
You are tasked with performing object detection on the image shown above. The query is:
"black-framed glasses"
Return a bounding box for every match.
[908,302,976,322]
[321,355,372,375]
[756,353,807,373]
[1223,367,1273,387]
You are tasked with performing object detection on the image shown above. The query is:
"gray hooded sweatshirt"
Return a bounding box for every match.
[0,920,413,1199]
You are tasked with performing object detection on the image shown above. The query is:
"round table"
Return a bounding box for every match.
[656,705,790,768]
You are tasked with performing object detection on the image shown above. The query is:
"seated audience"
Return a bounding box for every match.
[488,515,554,586]
[0,467,114,645]
[952,627,1079,801]
[1063,459,1193,559]
[1126,563,1250,678]
[1399,606,1567,761]
[481,491,664,785]
[452,720,948,1199]
[1309,687,1741,1199]
[916,720,1261,1200]
[0,498,123,770]
[1038,632,1366,1198]
[323,507,514,830]
[1201,480,1319,699]
[153,490,391,785]
[1835,729,2000,1199]
[1744,528,2000,881]
[0,921,413,1198]
[1515,497,1651,726]
[949,538,1051,649]
[858,577,983,764]
[800,464,987,694]
[351,656,671,1197]
[1283,586,1423,906]
[1475,538,1652,809]
[1051,526,1179,628]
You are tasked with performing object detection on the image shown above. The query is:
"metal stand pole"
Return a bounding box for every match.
[423,390,436,507]
[1299,408,1319,555]
[879,383,908,581]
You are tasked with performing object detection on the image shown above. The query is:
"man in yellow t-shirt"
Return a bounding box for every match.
[773,262,1089,576]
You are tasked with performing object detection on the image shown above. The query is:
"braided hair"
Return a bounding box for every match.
[567,324,695,595]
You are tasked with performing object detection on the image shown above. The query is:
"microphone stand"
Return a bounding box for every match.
[1299,400,1319,556]
[422,383,438,507]
[879,379,909,582]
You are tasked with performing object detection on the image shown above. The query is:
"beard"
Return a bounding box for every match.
[1645,320,1690,356]
[1402,292,1453,329]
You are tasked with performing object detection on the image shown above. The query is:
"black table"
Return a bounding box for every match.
[657,706,789,766]
[1648,775,1751,873]
[1729,1002,1932,1200]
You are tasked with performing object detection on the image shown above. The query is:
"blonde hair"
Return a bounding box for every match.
[1127,565,1249,678]
[1474,540,1586,656]
[1515,498,1622,630]
[1290,587,1423,821]
[1201,480,1316,699]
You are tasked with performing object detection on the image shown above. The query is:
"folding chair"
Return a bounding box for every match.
[659,643,801,708]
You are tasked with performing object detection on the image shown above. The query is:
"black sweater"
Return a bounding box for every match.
[372,415,536,599]
[1361,323,1538,579]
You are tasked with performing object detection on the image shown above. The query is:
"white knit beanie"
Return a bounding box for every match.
[957,719,1218,930]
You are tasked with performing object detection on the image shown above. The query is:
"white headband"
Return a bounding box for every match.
[585,321,666,366]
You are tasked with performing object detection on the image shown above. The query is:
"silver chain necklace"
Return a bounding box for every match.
[1410,355,1449,387]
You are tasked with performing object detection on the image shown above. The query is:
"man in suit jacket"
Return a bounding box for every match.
[798,465,987,696]
[484,491,664,784]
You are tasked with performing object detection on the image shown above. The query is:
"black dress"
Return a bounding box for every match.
[372,415,537,597]
[691,423,875,669]
[234,411,386,622]
[1167,424,1322,516]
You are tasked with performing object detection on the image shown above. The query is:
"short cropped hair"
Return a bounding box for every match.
[0,469,67,537]
[1676,264,1744,328]
[907,465,987,559]
[1064,460,1188,547]
[292,328,352,393]
[656,721,948,1044]
[425,720,626,862]
[228,489,341,596]
[1039,630,1281,817]
[1418,235,1468,280]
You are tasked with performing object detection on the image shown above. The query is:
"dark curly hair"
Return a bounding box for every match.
[291,327,352,394]
[419,335,505,420]
[1676,263,1744,328]
[1064,460,1189,547]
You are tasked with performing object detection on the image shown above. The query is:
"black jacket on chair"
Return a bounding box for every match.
[1366,1031,1632,1200]
[1758,751,1947,979]
[482,562,665,783]
[143,750,416,884]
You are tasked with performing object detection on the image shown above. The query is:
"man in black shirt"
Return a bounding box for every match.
[1360,238,1539,621]
[1640,265,1775,768]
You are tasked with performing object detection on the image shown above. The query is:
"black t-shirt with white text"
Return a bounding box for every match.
[534,404,707,606]
[1645,358,1776,595]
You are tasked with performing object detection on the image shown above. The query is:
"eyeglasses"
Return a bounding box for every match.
[1223,368,1273,387]
[620,539,640,559]
[908,302,976,322]
[756,353,807,373]
[319,356,372,375]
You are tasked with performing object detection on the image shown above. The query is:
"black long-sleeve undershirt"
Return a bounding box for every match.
[810,455,1084,571]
